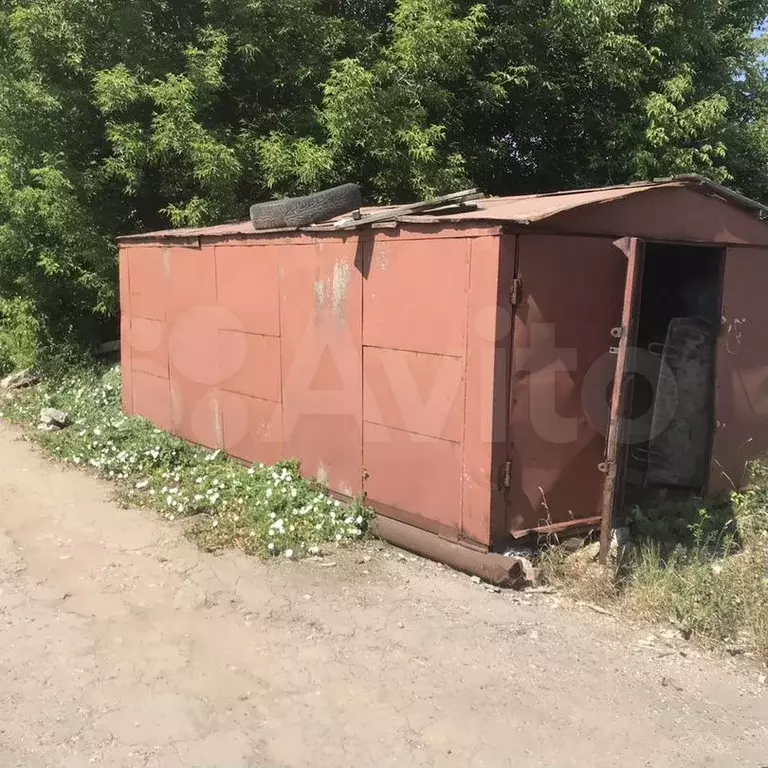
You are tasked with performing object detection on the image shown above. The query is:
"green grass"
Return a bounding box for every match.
[539,486,768,662]
[0,363,372,559]
[622,542,768,659]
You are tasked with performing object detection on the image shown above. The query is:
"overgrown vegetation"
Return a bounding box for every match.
[2,0,768,370]
[0,365,372,559]
[540,485,768,662]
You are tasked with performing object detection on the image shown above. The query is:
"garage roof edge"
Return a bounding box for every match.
[117,175,768,243]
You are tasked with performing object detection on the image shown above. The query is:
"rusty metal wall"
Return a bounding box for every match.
[711,247,768,491]
[506,234,626,534]
[121,227,506,548]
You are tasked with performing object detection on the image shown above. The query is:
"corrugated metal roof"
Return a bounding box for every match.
[117,177,768,242]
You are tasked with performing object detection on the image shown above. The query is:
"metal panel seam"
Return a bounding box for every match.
[277,246,286,464]
[460,237,473,540]
[122,247,133,413]
[134,370,171,384]
[359,232,365,498]
[220,390,281,407]
[362,419,461,445]
[361,343,464,361]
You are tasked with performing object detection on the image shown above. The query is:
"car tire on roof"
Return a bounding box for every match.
[250,184,362,231]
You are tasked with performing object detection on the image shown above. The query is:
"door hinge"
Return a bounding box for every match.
[509,276,523,308]
[503,460,512,488]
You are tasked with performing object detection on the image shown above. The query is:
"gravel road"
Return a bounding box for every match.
[0,422,766,767]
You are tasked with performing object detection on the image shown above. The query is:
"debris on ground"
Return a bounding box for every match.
[503,544,536,560]
[610,526,634,559]
[39,408,71,431]
[572,541,601,563]
[1,369,39,391]
[661,676,684,692]
[511,556,538,589]
[577,601,614,617]
[470,575,482,584]
[561,536,586,553]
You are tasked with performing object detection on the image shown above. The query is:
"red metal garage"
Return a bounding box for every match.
[118,176,768,567]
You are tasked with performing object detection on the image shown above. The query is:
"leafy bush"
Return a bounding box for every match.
[4,0,768,369]
[0,364,372,559]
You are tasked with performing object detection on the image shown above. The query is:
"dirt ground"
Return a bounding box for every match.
[0,423,766,768]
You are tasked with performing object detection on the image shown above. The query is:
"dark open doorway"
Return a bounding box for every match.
[622,242,724,509]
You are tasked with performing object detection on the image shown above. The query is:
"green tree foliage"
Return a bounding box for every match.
[1,0,768,370]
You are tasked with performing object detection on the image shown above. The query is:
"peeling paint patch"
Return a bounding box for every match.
[314,279,327,318]
[162,246,171,278]
[374,244,389,271]
[332,261,350,320]
[316,464,329,484]
[725,316,746,354]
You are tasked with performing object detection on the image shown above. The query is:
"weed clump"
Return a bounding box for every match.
[538,479,768,662]
[0,364,372,559]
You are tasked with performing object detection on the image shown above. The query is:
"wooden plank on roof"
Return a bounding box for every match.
[333,189,484,229]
